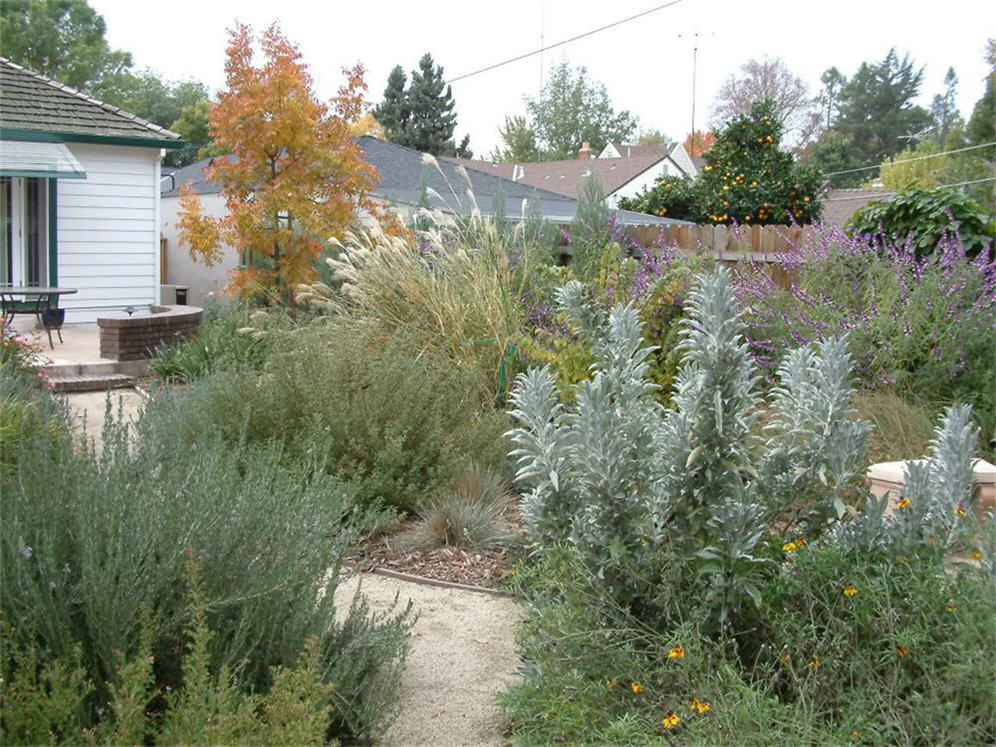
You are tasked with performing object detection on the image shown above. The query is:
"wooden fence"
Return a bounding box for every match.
[630,223,810,261]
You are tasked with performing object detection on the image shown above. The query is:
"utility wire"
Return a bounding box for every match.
[823,175,996,200]
[823,141,996,178]
[446,0,685,84]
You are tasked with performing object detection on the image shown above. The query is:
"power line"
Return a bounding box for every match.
[446,0,685,85]
[823,141,996,178]
[823,176,996,201]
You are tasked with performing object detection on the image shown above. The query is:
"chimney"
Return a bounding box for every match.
[578,141,592,160]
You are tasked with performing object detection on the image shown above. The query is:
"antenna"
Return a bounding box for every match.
[539,0,545,92]
[677,31,715,138]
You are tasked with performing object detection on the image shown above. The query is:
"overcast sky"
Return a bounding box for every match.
[89,0,992,157]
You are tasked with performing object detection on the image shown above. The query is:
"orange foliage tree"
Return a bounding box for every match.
[683,130,716,157]
[178,23,390,298]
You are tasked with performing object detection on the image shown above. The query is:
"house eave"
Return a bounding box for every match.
[1,127,185,150]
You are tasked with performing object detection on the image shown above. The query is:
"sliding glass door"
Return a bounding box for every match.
[0,176,49,287]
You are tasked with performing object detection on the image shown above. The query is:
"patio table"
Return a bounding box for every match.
[0,287,78,349]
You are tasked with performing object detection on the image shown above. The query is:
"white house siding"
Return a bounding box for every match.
[160,192,237,307]
[609,161,672,206]
[56,143,160,323]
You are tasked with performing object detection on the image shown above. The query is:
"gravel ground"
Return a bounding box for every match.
[61,388,146,453]
[336,571,523,747]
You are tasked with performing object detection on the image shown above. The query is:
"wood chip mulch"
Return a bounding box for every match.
[347,515,529,590]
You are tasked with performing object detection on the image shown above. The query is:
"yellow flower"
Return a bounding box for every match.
[606,678,617,689]
[631,681,643,694]
[690,698,711,714]
[851,731,862,739]
[971,550,982,560]
[782,541,798,552]
[899,555,910,565]
[843,584,858,597]
[896,497,911,509]
[662,711,682,729]
[668,646,685,659]
[808,655,821,669]
[947,603,958,612]
[955,506,967,517]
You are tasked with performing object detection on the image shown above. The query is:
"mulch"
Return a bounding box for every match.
[347,512,529,590]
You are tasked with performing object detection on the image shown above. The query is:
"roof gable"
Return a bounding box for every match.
[0,57,180,145]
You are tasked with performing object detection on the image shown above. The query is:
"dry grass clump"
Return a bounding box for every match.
[411,462,516,549]
[854,389,936,464]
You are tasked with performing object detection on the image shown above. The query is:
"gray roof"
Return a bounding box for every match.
[0,57,180,143]
[162,136,686,227]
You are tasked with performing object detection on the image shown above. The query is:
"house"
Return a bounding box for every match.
[0,58,182,323]
[160,136,686,305]
[444,140,698,207]
[822,188,894,227]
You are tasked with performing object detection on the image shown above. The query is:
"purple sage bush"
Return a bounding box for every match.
[735,225,996,446]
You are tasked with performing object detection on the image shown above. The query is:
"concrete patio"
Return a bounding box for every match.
[14,322,150,377]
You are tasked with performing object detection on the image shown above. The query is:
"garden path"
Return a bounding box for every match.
[62,389,145,454]
[336,571,523,746]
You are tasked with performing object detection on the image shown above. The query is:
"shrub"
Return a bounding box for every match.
[735,226,996,449]
[150,303,286,382]
[0,381,412,741]
[848,187,996,257]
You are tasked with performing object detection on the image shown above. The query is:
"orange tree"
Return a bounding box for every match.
[178,23,392,298]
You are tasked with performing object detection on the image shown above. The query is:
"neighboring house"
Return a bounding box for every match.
[0,58,182,322]
[822,188,894,227]
[445,140,698,207]
[160,136,685,305]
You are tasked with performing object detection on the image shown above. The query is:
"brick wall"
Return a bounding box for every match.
[98,305,202,361]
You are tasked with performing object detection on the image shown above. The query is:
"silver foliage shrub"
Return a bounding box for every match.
[508,267,874,611]
[832,403,980,553]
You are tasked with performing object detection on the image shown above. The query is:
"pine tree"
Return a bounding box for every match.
[372,65,408,138]
[373,53,471,157]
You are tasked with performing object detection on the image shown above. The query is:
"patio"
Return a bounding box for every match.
[10,322,150,379]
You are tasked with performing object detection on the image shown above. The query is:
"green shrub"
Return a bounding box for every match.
[848,187,996,257]
[1,381,412,741]
[150,303,288,382]
[156,322,508,514]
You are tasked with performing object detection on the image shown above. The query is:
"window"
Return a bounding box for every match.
[0,176,48,286]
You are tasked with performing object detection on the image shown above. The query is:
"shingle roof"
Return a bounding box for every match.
[603,141,677,160]
[823,188,894,227]
[0,57,180,142]
[444,151,667,200]
[162,137,686,227]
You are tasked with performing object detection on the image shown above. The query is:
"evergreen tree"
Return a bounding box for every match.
[817,67,847,130]
[835,49,933,164]
[807,130,865,188]
[372,53,471,157]
[966,39,995,159]
[929,67,963,145]
[372,65,408,138]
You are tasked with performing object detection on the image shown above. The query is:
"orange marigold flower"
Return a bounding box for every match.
[843,584,858,597]
[668,646,685,659]
[896,497,911,509]
[955,506,967,517]
[971,550,982,560]
[662,711,682,729]
[947,604,958,612]
[896,645,909,657]
[690,698,711,714]
[631,681,643,694]
[808,655,821,669]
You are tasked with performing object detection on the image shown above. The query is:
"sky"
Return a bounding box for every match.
[88,0,992,157]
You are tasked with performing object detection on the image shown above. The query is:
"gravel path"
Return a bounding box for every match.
[61,389,146,453]
[336,572,523,746]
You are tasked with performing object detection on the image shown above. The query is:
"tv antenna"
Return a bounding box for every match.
[678,31,715,138]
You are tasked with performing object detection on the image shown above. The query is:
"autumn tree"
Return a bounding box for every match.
[178,23,388,299]
[711,57,815,140]
[684,130,716,157]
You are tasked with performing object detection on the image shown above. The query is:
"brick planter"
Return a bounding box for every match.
[98,305,203,361]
